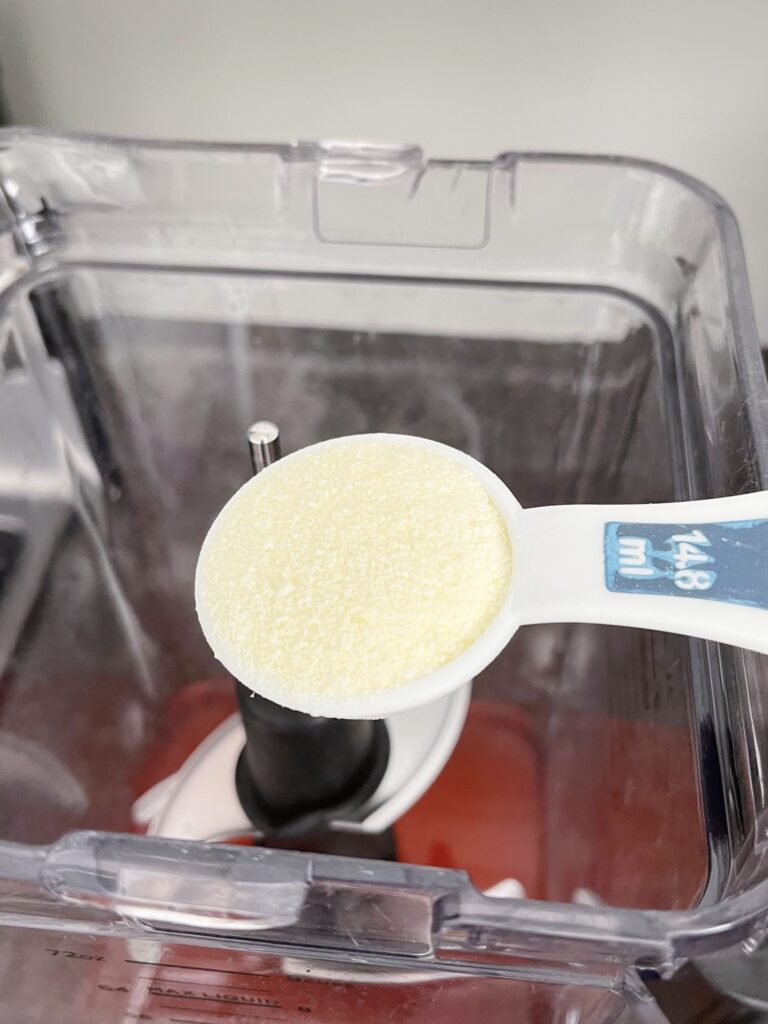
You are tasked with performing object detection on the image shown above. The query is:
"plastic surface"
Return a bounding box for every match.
[1,133,768,1019]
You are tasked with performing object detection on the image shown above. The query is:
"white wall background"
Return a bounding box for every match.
[1,0,768,339]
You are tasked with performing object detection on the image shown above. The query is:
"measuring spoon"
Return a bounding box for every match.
[198,433,768,719]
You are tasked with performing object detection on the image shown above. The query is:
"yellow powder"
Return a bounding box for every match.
[196,439,513,701]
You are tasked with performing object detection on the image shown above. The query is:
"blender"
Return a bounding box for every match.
[2,133,768,1022]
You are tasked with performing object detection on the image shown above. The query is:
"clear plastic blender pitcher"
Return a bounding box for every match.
[1,133,768,1022]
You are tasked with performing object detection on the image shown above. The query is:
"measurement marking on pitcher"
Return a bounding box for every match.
[160,1013,282,1021]
[101,981,281,1008]
[148,988,281,1009]
[143,979,278,996]
[170,1019,220,1024]
[166,1017,291,1024]
[162,1015,285,1024]
[159,1007,282,1024]
[46,947,105,961]
[165,1019,284,1024]
[170,1019,225,1024]
[126,960,275,981]
[169,1019,255,1024]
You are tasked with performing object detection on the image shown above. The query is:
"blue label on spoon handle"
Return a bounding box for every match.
[604,519,768,608]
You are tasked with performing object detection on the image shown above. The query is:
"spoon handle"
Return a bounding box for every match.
[516,490,768,654]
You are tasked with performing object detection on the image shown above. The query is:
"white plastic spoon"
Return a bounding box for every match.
[197,433,768,719]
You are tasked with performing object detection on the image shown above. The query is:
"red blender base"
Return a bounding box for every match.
[394,702,541,895]
[132,679,237,803]
[396,700,706,908]
[133,680,705,908]
[132,682,540,891]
